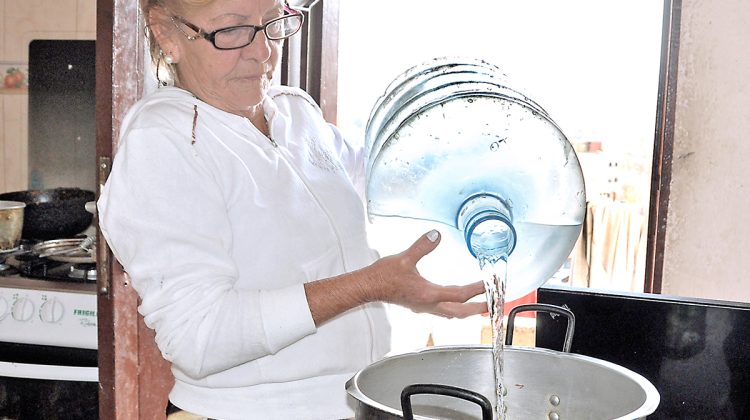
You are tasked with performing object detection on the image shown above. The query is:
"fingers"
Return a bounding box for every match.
[403,229,441,264]
[430,281,486,304]
[432,301,489,319]
[460,281,486,300]
[419,281,488,319]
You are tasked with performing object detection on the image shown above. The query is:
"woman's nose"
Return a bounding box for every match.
[240,31,272,61]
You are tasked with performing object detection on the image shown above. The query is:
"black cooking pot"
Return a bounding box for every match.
[0,188,95,240]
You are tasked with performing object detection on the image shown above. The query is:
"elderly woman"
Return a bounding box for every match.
[98,0,486,418]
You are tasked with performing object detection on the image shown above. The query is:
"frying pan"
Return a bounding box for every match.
[0,188,95,240]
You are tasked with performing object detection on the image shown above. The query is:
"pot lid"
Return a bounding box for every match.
[0,200,27,210]
[32,237,96,263]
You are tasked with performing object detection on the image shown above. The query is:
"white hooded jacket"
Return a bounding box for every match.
[98,85,390,419]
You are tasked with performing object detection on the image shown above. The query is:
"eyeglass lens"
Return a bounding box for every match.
[214,15,302,49]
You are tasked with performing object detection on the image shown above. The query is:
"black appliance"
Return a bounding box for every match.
[27,39,96,191]
[537,285,750,419]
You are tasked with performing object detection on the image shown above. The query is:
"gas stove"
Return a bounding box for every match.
[0,240,98,350]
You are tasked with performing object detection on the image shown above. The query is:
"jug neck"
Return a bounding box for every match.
[457,194,516,264]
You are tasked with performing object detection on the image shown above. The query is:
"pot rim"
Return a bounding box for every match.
[346,345,660,420]
[0,200,27,210]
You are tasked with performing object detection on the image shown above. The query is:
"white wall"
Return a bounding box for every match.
[663,0,750,302]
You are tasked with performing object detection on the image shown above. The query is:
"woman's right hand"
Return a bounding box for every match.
[365,229,488,319]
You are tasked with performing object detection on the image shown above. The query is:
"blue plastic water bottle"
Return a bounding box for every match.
[365,58,586,301]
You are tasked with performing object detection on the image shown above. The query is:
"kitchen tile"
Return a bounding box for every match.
[0,98,5,191]
[1,94,27,192]
[4,0,78,61]
[77,0,96,34]
[0,0,6,59]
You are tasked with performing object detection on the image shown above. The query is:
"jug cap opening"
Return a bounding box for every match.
[457,194,516,261]
[465,213,516,262]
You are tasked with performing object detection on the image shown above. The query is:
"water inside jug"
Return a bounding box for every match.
[365,57,586,300]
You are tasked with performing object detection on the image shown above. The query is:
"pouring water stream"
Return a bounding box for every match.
[479,255,508,420]
[466,209,515,420]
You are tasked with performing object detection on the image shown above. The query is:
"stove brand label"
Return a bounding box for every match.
[74,309,97,317]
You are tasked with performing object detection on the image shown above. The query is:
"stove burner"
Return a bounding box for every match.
[15,252,38,262]
[0,239,35,255]
[69,263,97,281]
[3,251,97,283]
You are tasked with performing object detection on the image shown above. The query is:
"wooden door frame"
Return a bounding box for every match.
[97,0,167,418]
[644,0,682,294]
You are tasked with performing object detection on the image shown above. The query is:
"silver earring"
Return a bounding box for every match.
[165,54,175,65]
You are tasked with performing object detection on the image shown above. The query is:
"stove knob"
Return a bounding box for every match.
[11,297,35,322]
[40,298,65,323]
[0,296,9,320]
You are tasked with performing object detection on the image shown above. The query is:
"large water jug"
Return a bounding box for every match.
[365,58,586,300]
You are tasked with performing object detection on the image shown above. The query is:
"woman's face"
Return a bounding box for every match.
[168,0,284,117]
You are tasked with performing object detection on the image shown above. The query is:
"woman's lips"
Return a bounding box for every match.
[234,75,264,81]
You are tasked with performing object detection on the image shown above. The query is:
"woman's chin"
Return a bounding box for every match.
[235,85,267,105]
[225,91,264,112]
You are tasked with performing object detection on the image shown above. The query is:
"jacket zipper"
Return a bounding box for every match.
[267,122,378,355]
[277,148,348,270]
[246,117,278,148]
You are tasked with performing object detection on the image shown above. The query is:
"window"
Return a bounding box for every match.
[338,0,663,290]
[335,0,666,349]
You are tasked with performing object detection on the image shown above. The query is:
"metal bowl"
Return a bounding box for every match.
[347,345,659,420]
[0,200,26,251]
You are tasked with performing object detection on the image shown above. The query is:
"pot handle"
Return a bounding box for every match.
[505,303,575,352]
[400,383,493,420]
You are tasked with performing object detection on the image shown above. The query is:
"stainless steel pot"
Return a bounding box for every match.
[347,345,659,420]
[0,200,26,251]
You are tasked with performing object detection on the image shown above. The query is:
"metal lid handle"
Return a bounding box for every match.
[401,383,493,420]
[506,303,575,352]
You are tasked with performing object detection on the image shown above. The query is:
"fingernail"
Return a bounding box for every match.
[427,230,439,242]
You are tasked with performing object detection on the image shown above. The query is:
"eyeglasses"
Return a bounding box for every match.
[171,6,304,50]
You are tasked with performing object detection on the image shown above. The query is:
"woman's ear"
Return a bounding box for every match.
[147,6,182,63]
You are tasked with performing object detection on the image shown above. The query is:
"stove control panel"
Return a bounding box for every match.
[40,297,66,323]
[12,296,35,321]
[0,295,9,320]
[0,282,97,350]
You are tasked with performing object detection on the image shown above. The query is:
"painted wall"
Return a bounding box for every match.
[0,0,95,192]
[663,0,750,302]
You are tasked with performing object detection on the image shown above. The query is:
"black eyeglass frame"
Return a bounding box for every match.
[170,4,304,50]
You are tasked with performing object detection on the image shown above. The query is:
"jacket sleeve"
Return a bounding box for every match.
[327,123,367,199]
[98,120,317,380]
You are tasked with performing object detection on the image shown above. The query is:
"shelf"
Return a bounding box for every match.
[0,87,28,95]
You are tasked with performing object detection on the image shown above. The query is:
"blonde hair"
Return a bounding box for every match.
[142,0,215,85]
